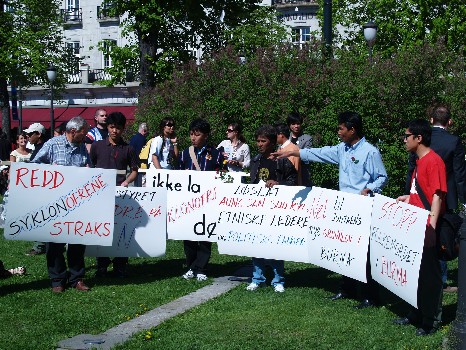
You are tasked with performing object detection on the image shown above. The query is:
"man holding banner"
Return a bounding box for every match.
[273,111,388,307]
[90,112,139,278]
[31,116,92,293]
[246,125,298,293]
[394,119,447,336]
[179,118,224,281]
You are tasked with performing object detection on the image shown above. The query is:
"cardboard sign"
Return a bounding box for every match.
[86,186,167,257]
[306,187,373,283]
[370,194,426,307]
[4,163,116,246]
[215,184,312,262]
[145,169,242,242]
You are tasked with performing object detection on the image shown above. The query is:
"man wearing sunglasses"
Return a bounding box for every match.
[86,109,108,153]
[24,123,47,256]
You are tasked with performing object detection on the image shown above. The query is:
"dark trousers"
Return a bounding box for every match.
[96,257,129,272]
[46,242,86,287]
[183,240,212,274]
[407,246,443,328]
[341,247,379,302]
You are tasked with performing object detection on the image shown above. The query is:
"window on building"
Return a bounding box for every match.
[291,27,312,45]
[102,39,117,68]
[66,41,81,72]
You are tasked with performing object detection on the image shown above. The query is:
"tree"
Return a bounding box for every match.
[135,40,465,198]
[222,6,289,58]
[0,0,77,141]
[100,0,260,91]
[329,0,466,56]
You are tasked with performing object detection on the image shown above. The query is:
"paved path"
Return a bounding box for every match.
[56,276,244,350]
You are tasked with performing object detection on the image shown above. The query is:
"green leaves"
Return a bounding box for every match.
[135,40,465,198]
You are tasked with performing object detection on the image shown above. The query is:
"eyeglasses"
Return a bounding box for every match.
[226,129,235,133]
[165,123,174,127]
[403,133,416,140]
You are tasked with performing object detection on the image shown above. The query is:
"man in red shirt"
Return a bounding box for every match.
[394,119,447,336]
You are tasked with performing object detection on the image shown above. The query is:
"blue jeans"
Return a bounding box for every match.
[252,258,285,286]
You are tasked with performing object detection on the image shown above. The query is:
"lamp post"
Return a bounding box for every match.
[46,65,57,138]
[323,0,332,58]
[447,221,466,349]
[363,21,377,64]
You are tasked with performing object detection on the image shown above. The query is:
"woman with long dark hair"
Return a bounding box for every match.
[148,117,179,169]
[217,122,250,172]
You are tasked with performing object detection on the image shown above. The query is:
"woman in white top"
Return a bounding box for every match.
[10,133,31,163]
[217,122,250,172]
[148,117,179,169]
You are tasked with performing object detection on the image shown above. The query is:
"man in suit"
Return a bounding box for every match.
[405,104,466,293]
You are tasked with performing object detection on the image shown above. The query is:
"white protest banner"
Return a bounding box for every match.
[370,194,426,307]
[86,186,167,257]
[4,163,116,246]
[215,184,312,263]
[146,169,242,242]
[306,187,373,283]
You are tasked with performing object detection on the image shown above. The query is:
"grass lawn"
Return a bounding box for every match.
[0,234,458,350]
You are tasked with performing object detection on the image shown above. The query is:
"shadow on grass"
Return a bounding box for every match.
[0,277,50,296]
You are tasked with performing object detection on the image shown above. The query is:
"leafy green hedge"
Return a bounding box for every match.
[135,41,466,198]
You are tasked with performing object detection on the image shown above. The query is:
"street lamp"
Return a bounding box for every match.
[363,21,378,64]
[46,65,57,138]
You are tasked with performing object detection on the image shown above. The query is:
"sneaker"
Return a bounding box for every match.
[274,284,285,293]
[182,269,194,279]
[246,282,260,291]
[196,273,208,281]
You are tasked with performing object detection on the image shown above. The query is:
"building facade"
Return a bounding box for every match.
[10,0,320,131]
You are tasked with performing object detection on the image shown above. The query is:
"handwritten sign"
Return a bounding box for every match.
[145,169,242,242]
[86,186,167,257]
[370,194,426,307]
[215,184,312,262]
[304,187,373,282]
[4,163,116,246]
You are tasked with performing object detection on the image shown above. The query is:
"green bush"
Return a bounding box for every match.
[135,41,466,198]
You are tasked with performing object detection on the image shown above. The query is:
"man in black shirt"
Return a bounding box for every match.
[90,112,139,277]
[247,125,297,293]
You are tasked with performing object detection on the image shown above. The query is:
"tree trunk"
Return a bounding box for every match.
[0,78,11,144]
[138,33,157,96]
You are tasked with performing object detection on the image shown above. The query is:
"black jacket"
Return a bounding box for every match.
[249,154,297,186]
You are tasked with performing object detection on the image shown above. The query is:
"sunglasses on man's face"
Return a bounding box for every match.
[226,129,235,132]
[165,123,174,127]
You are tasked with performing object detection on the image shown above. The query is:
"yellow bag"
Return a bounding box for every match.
[139,138,153,169]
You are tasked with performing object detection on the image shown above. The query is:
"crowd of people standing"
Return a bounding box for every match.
[1,103,463,338]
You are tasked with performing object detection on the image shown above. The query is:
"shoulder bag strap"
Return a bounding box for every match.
[414,170,431,210]
[188,146,201,171]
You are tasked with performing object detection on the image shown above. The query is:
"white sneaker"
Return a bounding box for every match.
[182,269,194,279]
[246,282,260,291]
[274,284,285,293]
[196,273,208,281]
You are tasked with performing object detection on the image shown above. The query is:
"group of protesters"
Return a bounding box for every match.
[1,103,464,337]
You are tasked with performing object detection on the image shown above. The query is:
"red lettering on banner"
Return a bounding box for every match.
[378,201,418,233]
[49,221,111,237]
[380,256,408,286]
[15,167,64,189]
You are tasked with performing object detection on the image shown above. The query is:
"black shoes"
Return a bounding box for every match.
[415,327,438,336]
[329,292,348,301]
[354,299,376,309]
[393,317,411,326]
